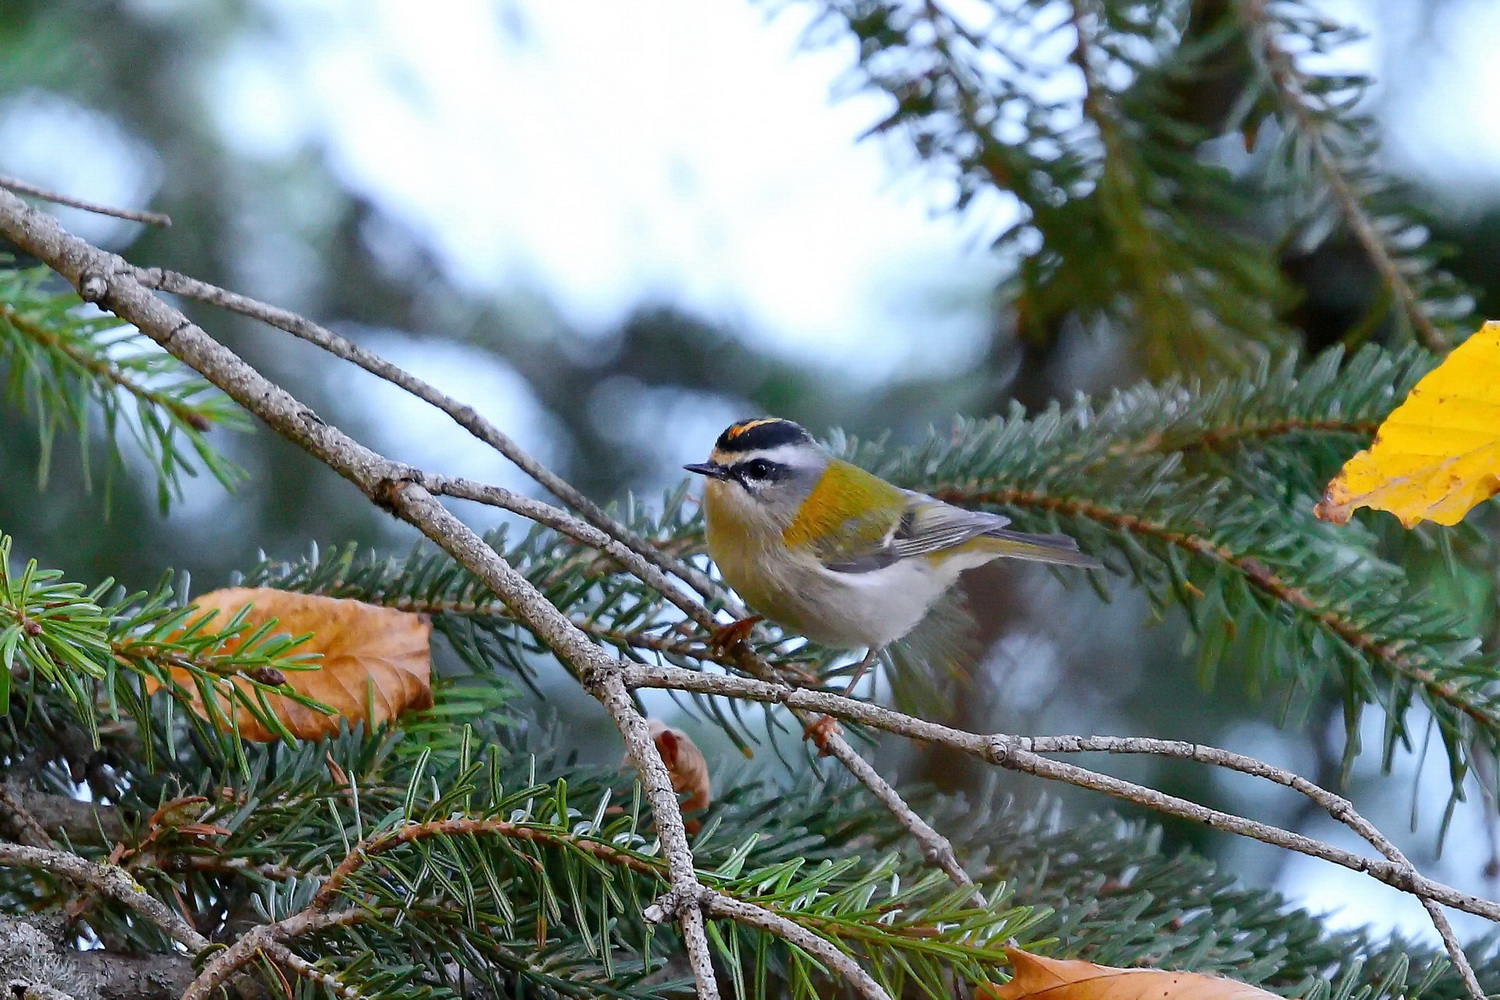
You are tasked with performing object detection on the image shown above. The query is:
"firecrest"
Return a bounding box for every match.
[685,417,1102,678]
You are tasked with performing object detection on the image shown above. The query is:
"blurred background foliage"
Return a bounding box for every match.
[4,0,1500,943]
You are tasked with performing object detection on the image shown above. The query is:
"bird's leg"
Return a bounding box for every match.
[706,616,822,686]
[708,615,763,653]
[839,646,882,696]
[805,647,882,755]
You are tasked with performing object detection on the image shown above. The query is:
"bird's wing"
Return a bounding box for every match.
[890,495,1012,558]
[823,493,1101,572]
[819,493,1005,573]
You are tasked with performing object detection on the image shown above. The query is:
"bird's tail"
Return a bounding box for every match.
[978,528,1103,569]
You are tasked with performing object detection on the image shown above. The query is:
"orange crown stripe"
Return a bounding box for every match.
[727,418,781,439]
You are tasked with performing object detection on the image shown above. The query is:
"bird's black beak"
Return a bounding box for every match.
[684,461,730,481]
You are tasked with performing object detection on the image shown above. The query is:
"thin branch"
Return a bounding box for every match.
[697,891,892,1000]
[262,942,365,1000]
[619,663,1500,926]
[809,724,982,907]
[1018,736,1483,998]
[420,473,724,633]
[1162,416,1382,453]
[0,174,171,228]
[591,670,726,1000]
[0,842,209,952]
[181,909,364,1000]
[1110,416,1383,460]
[311,817,662,908]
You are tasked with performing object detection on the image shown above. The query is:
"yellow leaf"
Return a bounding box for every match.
[154,587,433,741]
[981,948,1288,1000]
[1315,321,1500,527]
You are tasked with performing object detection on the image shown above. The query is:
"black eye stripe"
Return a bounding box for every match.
[732,458,782,483]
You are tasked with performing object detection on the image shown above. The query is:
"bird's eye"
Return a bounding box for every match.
[742,459,773,480]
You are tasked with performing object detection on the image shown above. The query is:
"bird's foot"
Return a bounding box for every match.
[803,715,842,756]
[708,615,763,653]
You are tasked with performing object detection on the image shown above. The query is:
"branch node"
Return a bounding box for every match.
[77,272,109,305]
[644,885,709,924]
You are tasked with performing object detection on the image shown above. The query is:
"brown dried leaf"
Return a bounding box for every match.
[649,720,711,815]
[982,948,1288,1000]
[161,587,432,742]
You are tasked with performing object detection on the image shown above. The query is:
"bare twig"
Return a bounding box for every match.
[814,728,982,906]
[590,671,724,1000]
[619,663,1500,926]
[182,909,362,1000]
[421,473,722,631]
[0,174,171,228]
[262,942,365,1000]
[1020,736,1484,998]
[698,891,891,1000]
[0,842,209,952]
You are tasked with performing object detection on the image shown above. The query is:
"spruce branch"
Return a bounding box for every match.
[1240,0,1470,351]
[260,942,365,1000]
[942,483,1498,732]
[189,807,1013,1000]
[806,0,1292,373]
[0,267,245,502]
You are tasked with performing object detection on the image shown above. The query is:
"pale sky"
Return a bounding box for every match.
[215,0,1007,383]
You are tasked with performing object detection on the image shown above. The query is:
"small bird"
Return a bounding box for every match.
[685,417,1102,686]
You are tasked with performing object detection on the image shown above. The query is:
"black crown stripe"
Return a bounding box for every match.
[715,418,811,454]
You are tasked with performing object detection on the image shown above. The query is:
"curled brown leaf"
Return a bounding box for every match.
[155,587,432,742]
